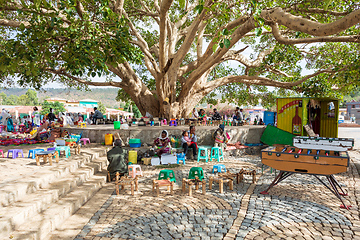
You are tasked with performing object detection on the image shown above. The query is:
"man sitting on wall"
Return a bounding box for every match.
[92,107,104,124]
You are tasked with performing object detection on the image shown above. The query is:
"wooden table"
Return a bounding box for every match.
[182,177,206,196]
[209,176,233,193]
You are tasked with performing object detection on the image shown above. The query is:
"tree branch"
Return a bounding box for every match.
[286,6,352,17]
[270,23,360,44]
[263,7,360,36]
[0,19,31,28]
[222,47,275,68]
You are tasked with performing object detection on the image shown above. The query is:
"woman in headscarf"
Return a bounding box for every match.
[152,130,171,157]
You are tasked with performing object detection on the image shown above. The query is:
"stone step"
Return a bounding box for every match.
[0,156,108,240]
[9,176,106,240]
[0,148,106,207]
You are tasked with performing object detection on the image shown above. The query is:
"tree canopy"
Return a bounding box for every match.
[0,89,39,106]
[1,0,360,118]
[40,100,66,115]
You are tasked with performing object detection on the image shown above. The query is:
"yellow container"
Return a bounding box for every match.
[277,97,338,138]
[129,150,137,164]
[105,134,113,145]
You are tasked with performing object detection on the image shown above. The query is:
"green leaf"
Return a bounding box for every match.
[257,17,264,26]
[223,29,229,36]
[224,39,231,48]
[194,4,204,14]
[255,28,262,36]
[91,72,96,77]
[19,23,25,31]
[295,31,301,38]
[219,42,224,48]
[212,44,218,53]
[179,0,185,8]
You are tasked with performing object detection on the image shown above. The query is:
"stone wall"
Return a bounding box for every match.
[64,125,266,146]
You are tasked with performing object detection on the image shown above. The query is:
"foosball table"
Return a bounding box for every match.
[261,136,354,209]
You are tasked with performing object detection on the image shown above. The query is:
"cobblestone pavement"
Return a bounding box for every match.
[72,150,360,240]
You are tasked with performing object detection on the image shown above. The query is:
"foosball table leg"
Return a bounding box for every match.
[135,177,139,191]
[252,171,256,183]
[260,171,292,195]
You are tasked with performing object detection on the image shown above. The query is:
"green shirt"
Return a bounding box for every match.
[107,146,128,177]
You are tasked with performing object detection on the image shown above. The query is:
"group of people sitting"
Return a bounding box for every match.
[151,126,198,160]
[190,107,245,125]
[107,124,230,181]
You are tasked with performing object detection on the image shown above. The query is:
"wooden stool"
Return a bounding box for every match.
[209,176,233,193]
[68,142,81,155]
[219,172,237,182]
[115,173,138,196]
[182,177,206,197]
[152,179,174,197]
[35,151,59,166]
[238,169,256,183]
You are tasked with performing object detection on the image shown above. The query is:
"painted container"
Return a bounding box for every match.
[128,150,137,164]
[276,98,339,138]
[105,134,113,146]
[114,121,121,129]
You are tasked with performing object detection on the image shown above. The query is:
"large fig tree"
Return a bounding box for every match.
[1,0,360,118]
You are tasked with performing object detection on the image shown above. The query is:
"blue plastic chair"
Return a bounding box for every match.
[28,149,45,159]
[212,164,226,173]
[177,153,186,165]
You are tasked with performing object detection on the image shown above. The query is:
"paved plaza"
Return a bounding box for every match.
[53,150,360,240]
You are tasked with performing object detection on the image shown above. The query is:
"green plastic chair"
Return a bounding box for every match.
[210,147,224,162]
[188,167,204,181]
[158,169,176,182]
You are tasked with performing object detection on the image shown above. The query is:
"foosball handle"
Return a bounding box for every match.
[339,192,348,196]
[260,191,269,195]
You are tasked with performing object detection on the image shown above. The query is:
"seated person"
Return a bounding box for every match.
[212,108,222,121]
[92,107,104,124]
[181,130,198,160]
[152,130,171,157]
[198,109,207,124]
[107,139,128,181]
[213,124,229,150]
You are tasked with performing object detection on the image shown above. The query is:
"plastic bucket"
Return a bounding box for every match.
[105,134,113,145]
[128,150,137,164]
[114,121,121,129]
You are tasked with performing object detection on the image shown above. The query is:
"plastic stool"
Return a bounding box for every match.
[210,147,224,162]
[128,164,143,178]
[176,153,186,165]
[7,149,24,159]
[188,167,204,181]
[212,164,227,173]
[197,147,208,162]
[28,149,45,159]
[47,147,56,151]
[158,169,176,182]
[79,122,87,128]
[55,146,71,158]
[169,119,177,126]
[0,149,4,157]
[80,138,90,145]
[161,119,167,125]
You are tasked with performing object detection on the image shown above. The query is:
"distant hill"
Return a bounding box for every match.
[0,87,121,108]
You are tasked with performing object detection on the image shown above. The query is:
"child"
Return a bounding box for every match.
[181,131,198,159]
